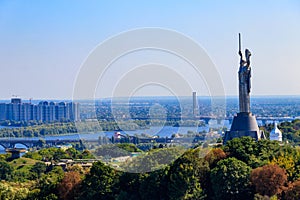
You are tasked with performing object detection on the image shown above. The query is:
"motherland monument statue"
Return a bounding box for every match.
[223,33,265,144]
[238,33,251,113]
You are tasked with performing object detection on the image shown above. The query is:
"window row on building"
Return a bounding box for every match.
[0,98,80,122]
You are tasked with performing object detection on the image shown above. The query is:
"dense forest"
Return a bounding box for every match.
[1,136,300,199]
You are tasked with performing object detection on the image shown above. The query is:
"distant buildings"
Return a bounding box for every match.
[192,92,198,116]
[0,98,80,122]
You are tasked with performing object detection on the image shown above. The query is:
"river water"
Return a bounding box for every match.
[0,120,231,153]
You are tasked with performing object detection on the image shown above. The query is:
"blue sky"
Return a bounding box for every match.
[0,0,299,99]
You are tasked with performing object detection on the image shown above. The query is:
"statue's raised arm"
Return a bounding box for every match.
[238,33,247,66]
[238,33,244,65]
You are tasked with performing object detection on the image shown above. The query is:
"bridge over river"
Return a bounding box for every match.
[198,116,295,124]
[0,138,91,149]
[0,136,204,150]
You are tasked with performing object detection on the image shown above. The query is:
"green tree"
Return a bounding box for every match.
[124,147,184,173]
[224,136,259,167]
[0,182,29,200]
[210,157,253,200]
[37,139,46,148]
[167,148,208,200]
[33,166,64,200]
[65,147,78,159]
[38,148,57,161]
[53,148,70,161]
[23,151,43,160]
[117,143,142,153]
[139,169,168,200]
[79,149,95,159]
[95,144,130,158]
[255,139,281,165]
[0,160,14,181]
[79,161,118,200]
[117,172,144,200]
[30,162,47,179]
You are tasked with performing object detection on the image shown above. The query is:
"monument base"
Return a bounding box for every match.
[224,112,265,144]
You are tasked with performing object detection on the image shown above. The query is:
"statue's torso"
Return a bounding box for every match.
[239,65,250,85]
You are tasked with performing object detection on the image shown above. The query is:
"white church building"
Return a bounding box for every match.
[270,122,283,142]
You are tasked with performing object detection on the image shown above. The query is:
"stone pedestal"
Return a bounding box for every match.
[224,112,265,144]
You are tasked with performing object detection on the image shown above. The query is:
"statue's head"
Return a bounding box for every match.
[245,49,251,58]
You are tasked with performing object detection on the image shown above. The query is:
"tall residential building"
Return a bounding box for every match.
[11,103,20,121]
[0,98,80,122]
[0,103,6,120]
[49,102,56,122]
[56,102,66,121]
[66,102,80,121]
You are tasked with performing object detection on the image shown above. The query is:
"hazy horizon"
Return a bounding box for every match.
[1,94,300,102]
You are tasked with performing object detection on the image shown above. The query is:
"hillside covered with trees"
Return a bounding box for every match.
[1,136,300,199]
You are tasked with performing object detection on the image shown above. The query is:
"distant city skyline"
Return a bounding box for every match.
[0,97,80,122]
[0,1,299,99]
